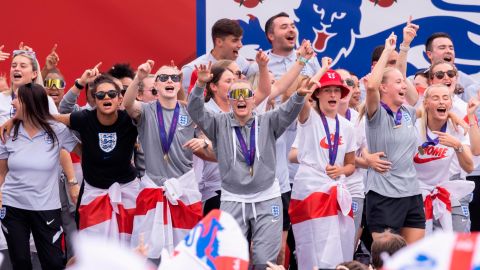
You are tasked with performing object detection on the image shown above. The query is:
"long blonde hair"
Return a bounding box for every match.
[419,84,452,141]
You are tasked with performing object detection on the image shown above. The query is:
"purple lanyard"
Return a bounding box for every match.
[319,111,340,166]
[380,102,402,126]
[234,120,255,167]
[421,122,447,149]
[345,108,351,121]
[156,101,180,158]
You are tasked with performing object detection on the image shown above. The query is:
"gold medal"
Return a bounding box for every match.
[163,154,169,163]
[418,146,425,155]
[249,166,253,176]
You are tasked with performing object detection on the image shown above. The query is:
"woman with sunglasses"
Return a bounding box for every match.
[136,74,158,103]
[124,61,214,260]
[428,60,480,232]
[414,84,474,234]
[47,74,141,245]
[188,63,309,269]
[0,83,78,269]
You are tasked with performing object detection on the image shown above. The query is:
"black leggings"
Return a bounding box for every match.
[1,206,65,270]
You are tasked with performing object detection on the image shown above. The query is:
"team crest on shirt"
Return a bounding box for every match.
[0,207,6,219]
[178,114,189,126]
[271,204,280,221]
[402,111,412,124]
[98,132,117,153]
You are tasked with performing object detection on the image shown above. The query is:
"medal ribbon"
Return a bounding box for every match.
[319,111,340,165]
[345,108,351,121]
[421,122,447,149]
[234,120,256,168]
[156,101,180,157]
[380,102,402,126]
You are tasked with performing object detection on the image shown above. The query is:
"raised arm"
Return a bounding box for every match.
[123,60,154,122]
[366,33,397,119]
[298,57,331,124]
[467,98,480,155]
[397,16,420,106]
[187,63,219,141]
[41,44,60,79]
[59,62,102,113]
[252,50,271,106]
[269,86,309,138]
[272,39,316,102]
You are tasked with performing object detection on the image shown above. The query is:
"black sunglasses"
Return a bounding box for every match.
[432,70,457,80]
[156,74,181,82]
[94,90,118,100]
[344,78,355,87]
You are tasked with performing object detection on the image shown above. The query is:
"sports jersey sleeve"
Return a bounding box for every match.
[56,124,79,152]
[268,92,306,139]
[134,102,150,128]
[366,103,383,128]
[187,85,221,142]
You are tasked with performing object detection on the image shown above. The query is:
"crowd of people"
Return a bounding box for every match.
[1,12,480,270]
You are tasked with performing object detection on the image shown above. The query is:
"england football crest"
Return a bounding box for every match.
[98,132,117,153]
[271,204,280,221]
[179,114,189,126]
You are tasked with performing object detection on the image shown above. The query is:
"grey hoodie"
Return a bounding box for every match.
[188,85,305,195]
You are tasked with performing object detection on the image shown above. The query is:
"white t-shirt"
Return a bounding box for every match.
[292,110,356,196]
[415,121,469,189]
[343,109,367,198]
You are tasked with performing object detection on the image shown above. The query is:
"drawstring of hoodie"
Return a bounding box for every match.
[241,202,258,226]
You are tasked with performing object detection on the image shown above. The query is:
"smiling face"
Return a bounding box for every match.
[380,69,407,107]
[44,73,65,106]
[423,85,452,122]
[427,37,455,64]
[94,82,120,115]
[154,66,182,101]
[227,81,256,122]
[216,35,243,60]
[429,62,458,95]
[268,16,297,53]
[10,55,38,90]
[211,69,235,104]
[336,69,353,106]
[11,95,23,120]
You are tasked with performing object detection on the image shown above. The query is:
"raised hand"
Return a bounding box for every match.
[321,56,332,71]
[298,80,320,96]
[255,49,269,68]
[195,62,213,85]
[0,45,10,61]
[45,44,60,70]
[385,32,397,52]
[137,60,155,80]
[297,39,315,60]
[79,62,102,86]
[402,16,419,46]
[468,98,480,116]
[432,131,462,148]
[18,41,33,52]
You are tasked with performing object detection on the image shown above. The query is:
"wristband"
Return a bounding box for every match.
[399,44,410,52]
[297,56,309,65]
[74,79,85,90]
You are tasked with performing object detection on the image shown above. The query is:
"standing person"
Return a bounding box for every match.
[414,84,474,234]
[364,33,425,244]
[0,83,78,270]
[288,69,356,269]
[188,63,308,269]
[123,60,209,260]
[53,73,140,245]
[182,18,255,91]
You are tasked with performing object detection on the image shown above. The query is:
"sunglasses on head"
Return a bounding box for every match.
[145,88,159,96]
[12,50,36,59]
[344,78,355,87]
[156,74,181,83]
[228,88,254,100]
[432,70,457,80]
[44,78,65,89]
[94,90,118,100]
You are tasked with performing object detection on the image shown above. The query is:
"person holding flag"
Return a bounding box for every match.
[187,62,308,269]
[288,66,356,269]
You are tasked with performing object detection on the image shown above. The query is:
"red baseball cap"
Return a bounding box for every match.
[313,69,350,99]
